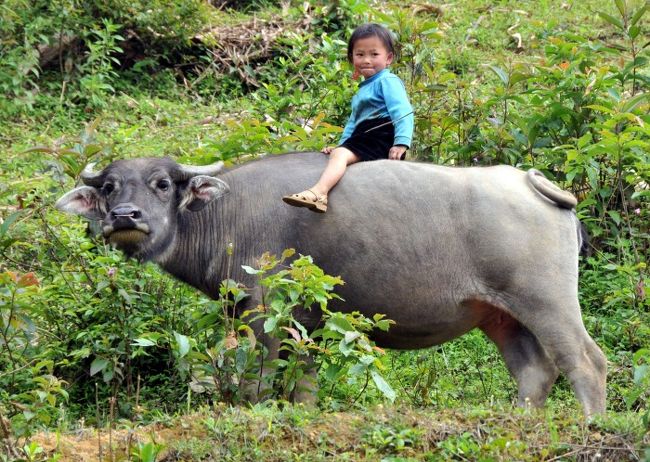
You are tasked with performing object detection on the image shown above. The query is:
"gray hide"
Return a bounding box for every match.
[55,152,607,416]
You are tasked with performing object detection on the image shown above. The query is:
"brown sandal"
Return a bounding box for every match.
[282,189,328,213]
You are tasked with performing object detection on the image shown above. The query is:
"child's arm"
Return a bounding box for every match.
[380,76,414,148]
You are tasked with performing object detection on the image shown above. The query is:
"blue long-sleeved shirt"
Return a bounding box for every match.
[339,69,414,148]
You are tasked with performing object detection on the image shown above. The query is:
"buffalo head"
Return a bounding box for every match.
[56,157,228,260]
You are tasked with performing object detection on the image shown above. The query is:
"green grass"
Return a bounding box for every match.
[32,404,648,461]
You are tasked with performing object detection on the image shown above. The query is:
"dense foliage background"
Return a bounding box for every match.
[1,0,648,460]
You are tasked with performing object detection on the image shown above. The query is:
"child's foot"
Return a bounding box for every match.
[282,189,328,213]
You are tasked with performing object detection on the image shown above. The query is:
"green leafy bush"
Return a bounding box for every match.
[177,249,396,405]
[0,0,210,115]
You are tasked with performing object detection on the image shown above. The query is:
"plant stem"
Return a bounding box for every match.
[0,288,18,389]
[351,371,370,406]
[96,383,103,462]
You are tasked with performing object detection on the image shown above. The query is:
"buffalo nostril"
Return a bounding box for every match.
[111,206,141,220]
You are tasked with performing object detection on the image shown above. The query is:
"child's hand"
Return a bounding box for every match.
[321,146,334,155]
[389,145,407,160]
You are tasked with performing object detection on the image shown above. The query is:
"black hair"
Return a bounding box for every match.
[346,23,396,63]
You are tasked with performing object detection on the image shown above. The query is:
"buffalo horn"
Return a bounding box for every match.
[80,163,104,187]
[176,161,224,180]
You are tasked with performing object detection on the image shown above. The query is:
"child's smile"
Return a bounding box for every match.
[352,36,394,79]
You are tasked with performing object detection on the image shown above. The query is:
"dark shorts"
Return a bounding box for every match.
[340,117,403,161]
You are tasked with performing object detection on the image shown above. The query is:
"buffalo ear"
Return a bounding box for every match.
[180,176,230,212]
[55,186,106,220]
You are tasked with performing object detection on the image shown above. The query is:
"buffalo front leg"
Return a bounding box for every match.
[289,353,319,406]
[479,309,559,408]
[240,326,280,403]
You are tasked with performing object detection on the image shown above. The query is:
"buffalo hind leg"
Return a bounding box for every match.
[479,309,559,408]
[542,323,606,416]
[513,298,607,417]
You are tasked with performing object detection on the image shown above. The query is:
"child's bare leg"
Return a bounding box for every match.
[310,147,360,197]
[282,147,360,212]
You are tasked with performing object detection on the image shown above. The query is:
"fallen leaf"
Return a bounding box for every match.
[17,272,40,288]
[282,326,301,342]
[225,331,238,349]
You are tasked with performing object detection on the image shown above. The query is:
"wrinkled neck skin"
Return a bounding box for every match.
[150,206,228,300]
[126,226,175,263]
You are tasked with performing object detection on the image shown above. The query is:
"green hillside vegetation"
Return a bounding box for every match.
[0,0,648,460]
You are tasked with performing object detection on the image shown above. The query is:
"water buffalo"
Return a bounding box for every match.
[55,152,606,416]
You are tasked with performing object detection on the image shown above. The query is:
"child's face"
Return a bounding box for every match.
[351,35,393,79]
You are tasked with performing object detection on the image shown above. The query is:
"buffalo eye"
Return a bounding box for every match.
[102,183,115,195]
[157,179,171,191]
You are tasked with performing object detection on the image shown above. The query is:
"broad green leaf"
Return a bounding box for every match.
[621,92,648,113]
[326,315,354,334]
[633,349,650,362]
[270,299,286,313]
[585,104,615,114]
[614,0,626,17]
[487,65,509,85]
[634,365,649,384]
[22,145,55,154]
[607,87,621,101]
[628,25,640,39]
[375,319,392,332]
[314,293,328,308]
[118,288,132,304]
[90,357,109,376]
[0,211,21,238]
[138,443,155,462]
[509,72,531,85]
[232,288,249,305]
[264,316,278,333]
[82,144,103,157]
[324,364,342,380]
[174,332,191,358]
[102,368,114,383]
[607,210,622,225]
[370,369,396,402]
[132,338,156,347]
[235,347,248,374]
[197,313,219,329]
[344,331,361,344]
[241,265,262,275]
[349,362,367,376]
[281,248,296,260]
[598,11,624,29]
[339,338,354,356]
[359,355,376,366]
[33,360,53,373]
[631,4,648,25]
[426,84,448,92]
[624,388,643,408]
